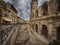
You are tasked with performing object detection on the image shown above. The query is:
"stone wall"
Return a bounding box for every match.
[30,0,60,43]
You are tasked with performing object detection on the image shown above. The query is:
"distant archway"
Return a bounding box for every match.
[42,25,48,37]
[56,26,60,40]
[35,24,38,33]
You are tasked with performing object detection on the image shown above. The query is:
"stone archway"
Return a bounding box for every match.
[56,26,60,40]
[35,24,38,33]
[42,25,48,37]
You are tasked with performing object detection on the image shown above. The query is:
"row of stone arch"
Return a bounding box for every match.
[35,24,60,40]
[35,24,48,37]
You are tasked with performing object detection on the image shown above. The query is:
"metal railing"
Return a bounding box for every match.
[0,23,18,45]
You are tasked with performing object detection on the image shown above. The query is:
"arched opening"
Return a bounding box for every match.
[35,24,38,33]
[56,26,60,40]
[36,10,38,17]
[42,2,48,15]
[42,25,48,37]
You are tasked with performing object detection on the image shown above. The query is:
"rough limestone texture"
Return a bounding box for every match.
[15,28,49,45]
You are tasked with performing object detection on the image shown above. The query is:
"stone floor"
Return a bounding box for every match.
[15,29,49,45]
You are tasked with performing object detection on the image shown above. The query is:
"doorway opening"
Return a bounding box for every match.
[56,26,60,40]
[35,24,38,33]
[42,25,48,37]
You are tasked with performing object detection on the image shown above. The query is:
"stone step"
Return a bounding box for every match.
[15,30,49,45]
[16,30,29,44]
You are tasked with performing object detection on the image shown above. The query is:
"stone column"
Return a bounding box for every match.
[34,24,35,31]
[34,21,36,31]
[39,23,42,35]
[38,23,40,34]
[48,23,56,41]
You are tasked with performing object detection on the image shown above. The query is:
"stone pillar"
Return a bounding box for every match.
[34,21,36,31]
[34,23,35,31]
[30,22,34,30]
[48,23,56,41]
[39,24,42,35]
[38,23,40,34]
